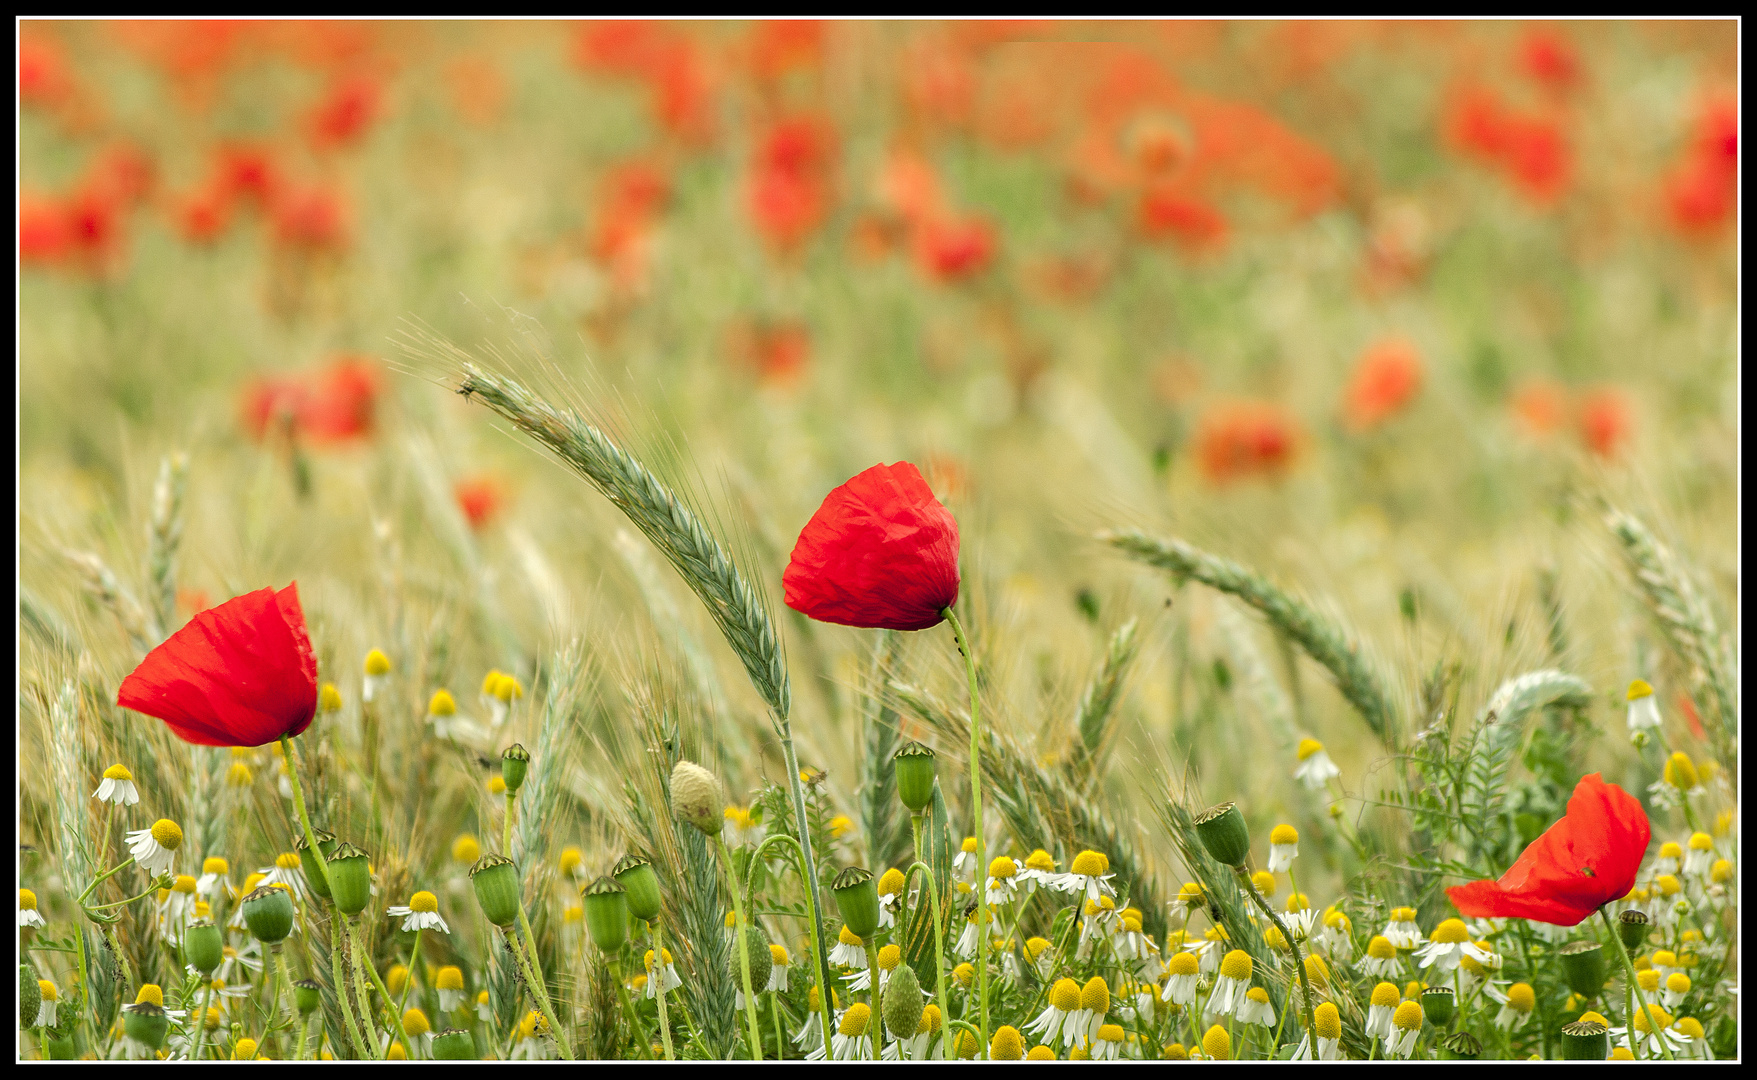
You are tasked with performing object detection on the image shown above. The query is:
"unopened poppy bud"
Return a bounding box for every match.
[123,1002,169,1048]
[432,1029,476,1060]
[669,760,722,836]
[470,853,522,926]
[1561,1019,1609,1060]
[727,921,772,991]
[501,744,530,794]
[1558,940,1607,998]
[1420,985,1455,1026]
[1194,802,1251,867]
[892,741,937,813]
[326,842,372,917]
[293,979,321,1015]
[1439,1030,1481,1060]
[611,855,663,922]
[883,963,923,1039]
[294,828,339,900]
[1618,909,1650,951]
[581,876,629,953]
[831,866,880,940]
[241,886,296,944]
[183,923,224,974]
[20,966,40,1030]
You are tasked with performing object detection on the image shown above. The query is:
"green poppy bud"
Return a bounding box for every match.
[293,979,322,1016]
[882,963,923,1039]
[294,828,340,900]
[45,1031,77,1059]
[325,842,373,917]
[1420,985,1455,1027]
[240,886,296,944]
[123,1002,169,1049]
[1618,909,1650,952]
[582,876,629,953]
[1558,940,1607,999]
[612,855,664,923]
[470,853,522,927]
[432,1028,477,1060]
[501,744,531,794]
[1438,1030,1481,1060]
[892,742,937,813]
[1561,1020,1610,1060]
[183,923,224,975]
[1194,803,1251,868]
[831,866,880,941]
[670,760,722,836]
[728,920,772,993]
[20,966,40,1030]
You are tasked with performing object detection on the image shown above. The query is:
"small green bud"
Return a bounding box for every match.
[326,842,373,917]
[123,1002,169,1049]
[1557,940,1607,999]
[582,877,629,953]
[670,760,722,836]
[1194,803,1251,868]
[1560,1020,1610,1060]
[240,886,296,944]
[183,923,224,975]
[294,828,340,900]
[1420,985,1455,1027]
[432,1029,477,1060]
[612,855,663,923]
[882,963,923,1039]
[1438,1030,1481,1060]
[1618,909,1650,952]
[45,1030,77,1059]
[293,979,322,1016]
[831,866,880,941]
[892,742,937,813]
[20,966,40,1030]
[728,921,772,994]
[501,744,531,794]
[470,853,522,927]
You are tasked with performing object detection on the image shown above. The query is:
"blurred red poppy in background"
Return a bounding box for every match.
[1343,338,1424,431]
[241,357,380,443]
[912,214,996,283]
[1510,378,1568,437]
[307,73,383,151]
[748,116,836,251]
[1576,387,1632,459]
[1194,401,1301,484]
[455,475,508,531]
[1664,93,1737,237]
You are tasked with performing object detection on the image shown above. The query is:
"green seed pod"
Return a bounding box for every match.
[240,886,296,944]
[882,963,923,1039]
[1558,940,1607,999]
[831,866,880,941]
[892,742,937,814]
[326,842,373,917]
[123,1002,169,1049]
[432,1028,477,1060]
[1561,1020,1610,1060]
[1194,803,1251,868]
[183,923,224,975]
[20,966,41,1030]
[470,853,522,927]
[728,920,772,993]
[1420,985,1455,1027]
[44,1030,77,1059]
[294,828,340,900]
[670,760,722,836]
[1618,909,1650,952]
[293,979,322,1016]
[501,744,531,794]
[612,855,664,923]
[582,876,630,953]
[1438,1030,1481,1060]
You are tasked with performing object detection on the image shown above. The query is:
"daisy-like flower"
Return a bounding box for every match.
[1194,927,1227,974]
[1282,892,1317,942]
[808,1002,875,1061]
[436,965,467,1013]
[952,836,979,882]
[126,819,184,879]
[1650,949,1680,980]
[1654,840,1684,877]
[1673,1017,1714,1061]
[1250,870,1277,899]
[1114,909,1158,974]
[257,851,310,903]
[1684,832,1715,878]
[1651,874,1685,927]
[1365,981,1401,1041]
[846,943,900,992]
[481,670,523,727]
[986,855,1020,905]
[1388,1000,1424,1058]
[1293,1001,1342,1060]
[1267,824,1299,873]
[1026,978,1082,1046]
[828,815,853,839]
[767,943,791,992]
[35,979,61,1028]
[1662,972,1691,1010]
[1485,981,1535,1030]
[875,867,906,929]
[1053,850,1117,904]
[476,990,493,1024]
[1237,986,1276,1027]
[1612,1003,1691,1057]
[830,923,869,968]
[1318,907,1353,960]
[1170,879,1205,914]
[1074,895,1118,960]
[426,689,487,744]
[511,1010,553,1060]
[1415,918,1491,974]
[196,857,231,900]
[1163,952,1201,1007]
[363,648,391,703]
[1626,679,1662,732]
[208,976,253,1013]
[216,942,266,983]
[94,763,141,806]
[558,846,584,882]
[1294,738,1340,790]
[1017,849,1058,893]
[387,890,450,933]
[1091,1022,1126,1060]
[722,805,764,848]
[1381,906,1421,950]
[1023,935,1053,978]
[1064,975,1110,1048]
[955,907,984,959]
[643,948,682,999]
[1206,949,1253,1020]
[793,985,835,1056]
[157,875,200,944]
[19,888,46,929]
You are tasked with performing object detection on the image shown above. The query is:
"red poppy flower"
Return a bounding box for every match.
[1343,337,1423,431]
[1576,387,1631,459]
[1193,400,1301,484]
[117,584,319,747]
[783,462,961,631]
[1446,773,1650,926]
[454,474,507,531]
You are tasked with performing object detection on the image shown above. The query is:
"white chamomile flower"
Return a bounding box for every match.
[1065,975,1111,1048]
[256,852,310,903]
[1318,907,1353,960]
[1364,981,1401,1040]
[1237,986,1276,1027]
[721,805,765,849]
[1163,952,1201,1007]
[808,1003,875,1061]
[1361,934,1401,977]
[1414,919,1492,974]
[1612,1004,1691,1058]
[1294,738,1340,790]
[952,837,979,882]
[955,908,984,960]
[830,924,869,968]
[1206,949,1254,1020]
[157,875,200,944]
[94,763,141,806]
[844,944,900,993]
[426,690,487,744]
[1016,849,1058,893]
[1267,823,1299,873]
[1025,978,1081,1046]
[642,948,681,999]
[363,649,392,703]
[476,990,494,1023]
[436,965,467,1012]
[1485,981,1535,1030]
[1052,850,1117,904]
[387,890,450,933]
[1684,833,1716,878]
[1381,906,1422,950]
[767,943,791,992]
[1626,679,1662,732]
[1293,1002,1342,1060]
[875,868,906,930]
[196,856,232,900]
[126,818,184,879]
[986,856,1020,905]
[35,978,60,1028]
[1090,1022,1126,1060]
[19,888,46,929]
[1388,1000,1424,1058]
[793,986,831,1056]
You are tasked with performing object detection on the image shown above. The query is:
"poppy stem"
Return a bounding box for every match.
[941,605,988,1058]
[773,717,837,1053]
[649,919,676,1060]
[329,908,371,1059]
[714,834,765,1060]
[1599,907,1675,1061]
[513,907,574,1059]
[609,956,655,1060]
[903,859,950,1060]
[396,928,422,1035]
[190,978,214,1060]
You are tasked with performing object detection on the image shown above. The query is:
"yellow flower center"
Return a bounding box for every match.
[953,962,974,988]
[838,1002,870,1037]
[453,835,481,863]
[991,1025,1024,1059]
[644,948,673,971]
[402,1008,431,1037]
[1304,955,1330,985]
[960,836,978,854]
[1655,875,1682,897]
[1652,950,1677,967]
[876,868,906,898]
[365,649,391,676]
[1688,832,1713,852]
[1632,1004,1672,1034]
[173,875,197,894]
[1325,909,1349,930]
[1270,823,1299,846]
[989,856,1017,879]
[494,674,523,702]
[1393,1001,1424,1031]
[1371,982,1400,1008]
[39,980,58,1001]
[828,815,851,838]
[1202,1024,1231,1060]
[1252,871,1277,895]
[1178,881,1204,902]
[409,890,439,913]
[488,775,507,795]
[876,944,900,971]
[1578,1010,1608,1026]
[1391,906,1417,923]
[1430,918,1470,944]
[1296,738,1323,761]
[318,683,342,712]
[1637,969,1660,992]
[1264,925,1287,950]
[202,857,229,876]
[428,690,457,716]
[1028,1046,1057,1060]
[769,943,790,966]
[20,888,39,911]
[1163,1043,1188,1060]
[1285,891,1309,912]
[1506,983,1535,1012]
[276,852,301,870]
[1659,841,1683,859]
[1711,859,1733,883]
[1025,849,1056,872]
[1080,975,1110,1014]
[1167,952,1199,977]
[1365,935,1396,961]
[1666,973,1691,994]
[1048,977,1081,1012]
[1315,1002,1341,1039]
[135,984,164,1006]
[103,763,134,781]
[1096,1023,1124,1043]
[1219,949,1253,982]
[1675,1017,1705,1040]
[1664,752,1699,791]
[233,1038,259,1060]
[839,925,862,946]
[920,1003,942,1034]
[437,965,464,991]
[1070,850,1109,877]
[150,819,183,849]
[1626,678,1653,700]
[1245,987,1270,1006]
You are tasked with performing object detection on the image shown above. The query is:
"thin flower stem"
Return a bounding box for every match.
[270,945,293,1049]
[650,920,676,1060]
[77,859,133,905]
[84,878,168,912]
[396,928,423,1031]
[863,939,887,1058]
[295,1014,310,1061]
[770,991,785,1061]
[715,835,765,1060]
[941,605,988,1058]
[102,925,137,989]
[1236,867,1316,1054]
[1600,907,1675,1061]
[328,909,370,1058]
[350,917,392,1057]
[610,956,656,1060]
[191,979,215,1060]
[510,916,573,1059]
[904,860,950,1060]
[503,792,516,861]
[766,732,838,1053]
